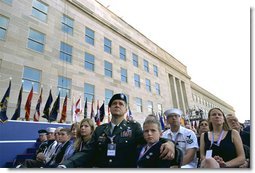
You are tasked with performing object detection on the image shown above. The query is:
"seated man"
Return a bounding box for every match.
[45,128,75,167]
[162,108,199,168]
[17,127,58,168]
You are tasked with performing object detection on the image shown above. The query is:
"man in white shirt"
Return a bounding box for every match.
[162,108,198,168]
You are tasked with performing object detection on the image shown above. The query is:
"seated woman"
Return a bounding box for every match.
[200,108,245,168]
[73,118,95,152]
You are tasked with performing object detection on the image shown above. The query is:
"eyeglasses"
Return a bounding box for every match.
[200,123,208,126]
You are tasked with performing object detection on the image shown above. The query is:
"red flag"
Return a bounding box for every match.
[73,97,81,123]
[33,88,42,121]
[59,95,67,123]
[75,98,81,114]
[25,87,33,121]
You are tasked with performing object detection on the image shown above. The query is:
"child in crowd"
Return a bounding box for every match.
[137,118,171,168]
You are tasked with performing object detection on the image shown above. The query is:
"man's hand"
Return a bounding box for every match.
[159,141,175,160]
[36,152,45,162]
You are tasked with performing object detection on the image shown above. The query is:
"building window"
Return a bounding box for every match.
[32,0,48,22]
[0,15,9,40]
[104,60,112,78]
[147,100,153,113]
[155,82,160,95]
[60,42,72,63]
[105,89,113,105]
[134,73,140,88]
[84,52,95,71]
[85,27,94,46]
[145,79,151,92]
[132,53,138,67]
[153,65,158,77]
[144,59,149,72]
[84,83,94,102]
[104,37,112,54]
[119,46,126,61]
[58,76,71,98]
[61,15,74,35]
[22,67,41,93]
[1,0,13,5]
[121,68,127,83]
[135,97,142,112]
[27,28,45,53]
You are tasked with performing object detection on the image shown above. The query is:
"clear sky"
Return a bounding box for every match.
[97,0,252,123]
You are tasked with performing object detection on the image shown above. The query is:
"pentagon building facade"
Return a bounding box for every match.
[0,0,234,123]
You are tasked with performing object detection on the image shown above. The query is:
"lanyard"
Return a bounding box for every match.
[107,135,116,144]
[211,130,224,147]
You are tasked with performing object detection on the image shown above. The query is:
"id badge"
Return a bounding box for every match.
[206,150,212,158]
[107,143,116,156]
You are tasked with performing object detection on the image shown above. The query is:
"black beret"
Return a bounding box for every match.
[38,129,47,135]
[108,93,127,107]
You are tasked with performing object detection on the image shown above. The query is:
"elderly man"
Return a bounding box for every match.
[162,108,198,168]
[59,93,176,168]
[226,114,250,168]
[226,114,250,147]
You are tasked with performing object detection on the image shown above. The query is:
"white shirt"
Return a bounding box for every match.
[162,126,199,168]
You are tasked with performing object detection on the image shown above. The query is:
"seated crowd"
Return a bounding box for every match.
[16,93,250,168]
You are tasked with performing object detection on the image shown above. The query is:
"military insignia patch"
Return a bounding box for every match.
[186,135,193,144]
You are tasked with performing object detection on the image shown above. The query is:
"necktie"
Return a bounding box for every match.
[111,125,118,135]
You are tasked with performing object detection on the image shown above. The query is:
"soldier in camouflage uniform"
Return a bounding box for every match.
[59,93,176,168]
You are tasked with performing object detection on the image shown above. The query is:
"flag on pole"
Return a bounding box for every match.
[25,86,33,121]
[0,80,11,123]
[95,100,100,126]
[73,97,81,123]
[59,94,67,123]
[49,93,60,122]
[84,97,87,118]
[90,97,95,119]
[126,105,133,121]
[75,98,81,115]
[42,89,53,121]
[33,88,42,121]
[107,106,111,123]
[99,102,105,122]
[11,84,23,120]
[159,112,165,131]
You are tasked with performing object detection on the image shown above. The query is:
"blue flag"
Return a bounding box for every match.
[159,113,165,131]
[49,93,60,122]
[42,89,53,120]
[11,84,23,120]
[0,80,11,123]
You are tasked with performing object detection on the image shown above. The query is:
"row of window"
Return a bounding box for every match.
[192,94,219,109]
[1,3,157,73]
[0,0,161,93]
[23,66,160,97]
[22,66,162,113]
[2,0,159,77]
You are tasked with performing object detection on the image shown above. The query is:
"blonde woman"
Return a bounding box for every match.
[200,108,245,168]
[74,118,95,152]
